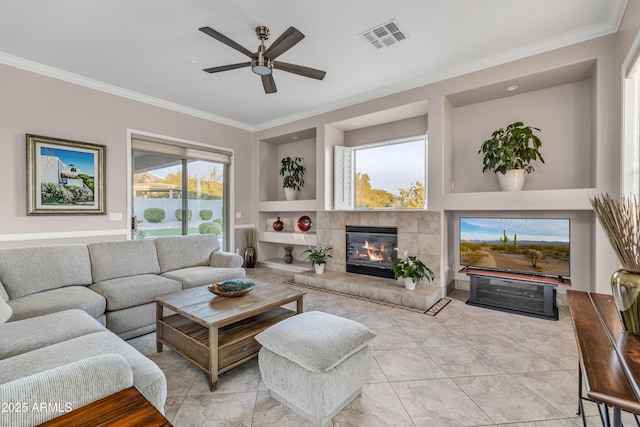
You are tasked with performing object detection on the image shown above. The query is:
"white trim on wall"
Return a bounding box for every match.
[0,229,128,242]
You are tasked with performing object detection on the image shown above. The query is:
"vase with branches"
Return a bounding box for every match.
[590,193,640,334]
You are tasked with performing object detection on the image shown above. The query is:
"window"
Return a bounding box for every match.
[623,36,640,197]
[131,134,231,250]
[335,136,427,209]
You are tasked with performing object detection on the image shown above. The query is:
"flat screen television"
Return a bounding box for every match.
[459,217,570,278]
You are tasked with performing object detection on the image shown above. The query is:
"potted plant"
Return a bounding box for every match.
[391,250,434,290]
[279,156,305,201]
[478,121,544,191]
[302,245,332,274]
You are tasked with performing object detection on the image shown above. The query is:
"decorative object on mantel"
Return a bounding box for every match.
[280,156,305,201]
[590,193,640,335]
[208,280,255,298]
[478,122,544,192]
[284,245,294,264]
[273,217,284,231]
[297,215,312,232]
[302,245,332,274]
[391,249,435,290]
[244,228,257,268]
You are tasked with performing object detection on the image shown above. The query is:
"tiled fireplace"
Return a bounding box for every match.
[345,226,397,279]
[314,210,442,285]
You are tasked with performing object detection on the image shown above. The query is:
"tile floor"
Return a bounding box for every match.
[128,268,635,426]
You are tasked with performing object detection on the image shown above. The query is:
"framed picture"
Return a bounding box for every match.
[26,134,106,215]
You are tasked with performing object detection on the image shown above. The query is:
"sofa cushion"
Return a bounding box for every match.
[0,245,92,299]
[7,286,106,322]
[255,311,377,373]
[104,303,157,339]
[88,240,161,283]
[0,330,167,412]
[161,266,246,289]
[90,274,181,311]
[0,309,105,359]
[154,234,220,273]
[0,280,9,302]
[0,354,133,427]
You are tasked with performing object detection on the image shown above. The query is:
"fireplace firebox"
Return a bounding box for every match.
[346,226,397,279]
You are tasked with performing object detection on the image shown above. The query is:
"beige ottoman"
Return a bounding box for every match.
[255,311,376,426]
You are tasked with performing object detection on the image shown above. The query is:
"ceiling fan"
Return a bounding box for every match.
[199,25,326,94]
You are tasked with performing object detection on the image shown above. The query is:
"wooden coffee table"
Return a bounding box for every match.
[155,283,304,391]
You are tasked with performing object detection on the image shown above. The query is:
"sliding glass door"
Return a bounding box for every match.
[132,152,228,249]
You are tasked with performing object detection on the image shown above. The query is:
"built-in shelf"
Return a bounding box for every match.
[258,258,312,272]
[258,231,316,246]
[442,188,597,211]
[258,200,320,212]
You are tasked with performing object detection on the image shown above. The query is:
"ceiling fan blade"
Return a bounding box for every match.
[273,61,326,80]
[199,26,255,58]
[264,26,305,60]
[203,62,251,73]
[261,75,277,94]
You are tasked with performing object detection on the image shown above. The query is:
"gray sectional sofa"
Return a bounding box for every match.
[0,234,245,338]
[0,234,245,426]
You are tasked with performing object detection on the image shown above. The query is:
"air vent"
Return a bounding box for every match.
[360,19,407,49]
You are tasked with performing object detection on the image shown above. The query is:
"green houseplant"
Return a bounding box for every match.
[302,245,332,274]
[391,250,434,290]
[279,156,306,201]
[478,121,544,191]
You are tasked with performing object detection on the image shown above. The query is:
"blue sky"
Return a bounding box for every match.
[42,146,95,175]
[460,218,570,242]
[355,139,425,194]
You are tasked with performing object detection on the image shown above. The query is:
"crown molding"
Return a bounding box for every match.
[0,52,255,132]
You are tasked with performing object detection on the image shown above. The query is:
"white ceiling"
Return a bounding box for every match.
[0,0,627,130]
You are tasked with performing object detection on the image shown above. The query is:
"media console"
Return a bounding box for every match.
[460,268,571,320]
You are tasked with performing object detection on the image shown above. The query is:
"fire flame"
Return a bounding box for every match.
[363,240,385,262]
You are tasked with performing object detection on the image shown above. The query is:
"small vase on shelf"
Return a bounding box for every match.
[284,245,294,264]
[273,217,284,232]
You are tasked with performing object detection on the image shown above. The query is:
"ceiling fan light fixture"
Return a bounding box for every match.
[252,58,273,76]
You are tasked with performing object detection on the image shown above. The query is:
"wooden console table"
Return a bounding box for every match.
[567,290,640,426]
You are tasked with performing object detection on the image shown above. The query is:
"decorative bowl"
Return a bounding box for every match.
[208,280,255,298]
[297,215,312,232]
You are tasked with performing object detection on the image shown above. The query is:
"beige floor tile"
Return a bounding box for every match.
[373,348,447,381]
[332,383,414,426]
[126,269,599,426]
[454,374,565,423]
[391,378,493,426]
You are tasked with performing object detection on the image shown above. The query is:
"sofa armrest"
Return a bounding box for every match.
[210,251,244,268]
[0,354,133,427]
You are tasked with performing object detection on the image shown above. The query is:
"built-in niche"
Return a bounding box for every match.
[444,59,596,194]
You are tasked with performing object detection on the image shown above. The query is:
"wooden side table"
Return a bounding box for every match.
[567,290,640,427]
[37,387,171,426]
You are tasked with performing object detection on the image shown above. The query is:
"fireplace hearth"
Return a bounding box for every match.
[346,226,397,279]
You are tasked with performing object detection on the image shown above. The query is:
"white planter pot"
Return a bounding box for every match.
[404,277,416,290]
[284,188,298,201]
[498,170,526,192]
[314,263,325,274]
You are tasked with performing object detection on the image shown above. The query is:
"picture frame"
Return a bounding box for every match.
[26,134,106,215]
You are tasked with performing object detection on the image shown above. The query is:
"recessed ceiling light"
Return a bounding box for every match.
[352,122,360,127]
[506,85,519,91]
[292,136,298,140]
[401,110,411,115]
[189,59,198,64]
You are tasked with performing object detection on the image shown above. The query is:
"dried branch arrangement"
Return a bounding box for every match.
[590,193,640,273]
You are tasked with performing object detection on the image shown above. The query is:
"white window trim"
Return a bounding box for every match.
[333,134,427,210]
